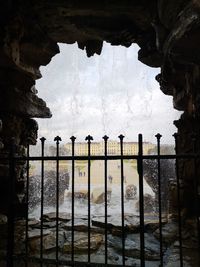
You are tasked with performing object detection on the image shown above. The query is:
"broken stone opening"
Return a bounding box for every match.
[17,43,187,266]
[35,43,179,142]
[28,42,179,220]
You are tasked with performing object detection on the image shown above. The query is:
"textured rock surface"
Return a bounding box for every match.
[0,214,198,266]
[0,88,51,118]
[63,232,103,253]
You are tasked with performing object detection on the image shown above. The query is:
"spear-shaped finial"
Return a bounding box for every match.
[40,137,46,143]
[155,133,162,140]
[102,135,109,142]
[70,136,76,142]
[54,136,62,144]
[118,134,125,141]
[85,135,93,142]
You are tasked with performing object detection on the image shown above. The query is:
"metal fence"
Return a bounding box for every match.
[2,134,200,267]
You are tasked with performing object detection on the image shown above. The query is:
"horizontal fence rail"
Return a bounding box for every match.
[2,154,200,161]
[1,134,199,267]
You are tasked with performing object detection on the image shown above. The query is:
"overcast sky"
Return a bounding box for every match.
[36,43,181,144]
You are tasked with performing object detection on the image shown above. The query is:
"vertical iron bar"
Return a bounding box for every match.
[173,133,183,267]
[119,134,125,266]
[25,144,30,267]
[103,135,109,265]
[85,135,93,263]
[70,136,76,264]
[138,134,145,267]
[155,133,163,267]
[6,138,16,267]
[54,136,62,266]
[191,134,200,250]
[40,137,46,267]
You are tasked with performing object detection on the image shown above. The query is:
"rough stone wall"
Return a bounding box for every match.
[0,0,200,217]
[0,2,59,215]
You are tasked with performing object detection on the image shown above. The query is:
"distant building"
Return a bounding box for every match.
[64,140,155,156]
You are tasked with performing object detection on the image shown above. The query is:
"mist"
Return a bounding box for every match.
[36,43,181,144]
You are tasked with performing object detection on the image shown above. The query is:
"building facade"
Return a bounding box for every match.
[64,141,155,156]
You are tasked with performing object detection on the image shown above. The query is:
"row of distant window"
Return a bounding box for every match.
[64,142,154,155]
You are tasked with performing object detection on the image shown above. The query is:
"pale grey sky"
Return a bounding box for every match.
[36,43,181,144]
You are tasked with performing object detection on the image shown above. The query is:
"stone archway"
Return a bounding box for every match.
[0,0,200,218]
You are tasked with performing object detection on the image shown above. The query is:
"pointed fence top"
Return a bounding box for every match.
[40,137,46,143]
[118,134,125,141]
[70,136,76,142]
[85,135,93,142]
[155,133,162,140]
[102,135,109,141]
[54,136,62,143]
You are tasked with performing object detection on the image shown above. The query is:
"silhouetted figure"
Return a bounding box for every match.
[108,175,113,183]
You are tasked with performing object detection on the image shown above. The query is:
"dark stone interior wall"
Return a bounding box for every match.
[0,0,200,217]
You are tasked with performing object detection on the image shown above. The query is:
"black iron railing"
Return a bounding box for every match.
[1,133,200,267]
